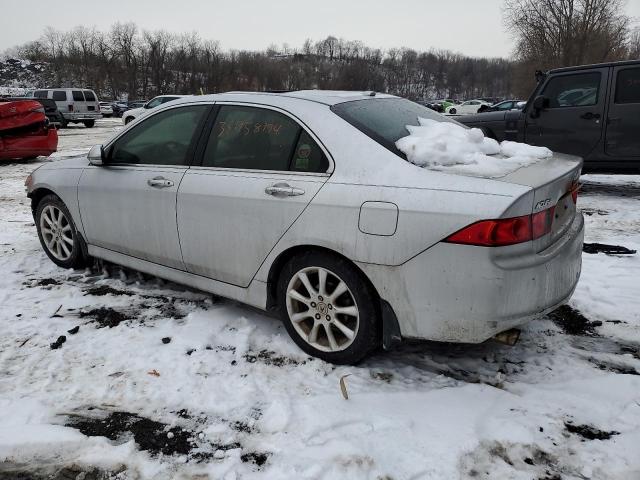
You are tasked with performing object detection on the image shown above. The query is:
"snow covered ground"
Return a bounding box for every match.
[0,119,639,479]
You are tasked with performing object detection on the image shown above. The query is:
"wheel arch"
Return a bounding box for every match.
[265,244,402,349]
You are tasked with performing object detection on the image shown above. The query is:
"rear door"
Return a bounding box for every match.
[78,104,209,269]
[72,90,87,115]
[525,68,608,157]
[83,90,99,115]
[177,103,331,287]
[605,65,640,158]
[51,90,68,114]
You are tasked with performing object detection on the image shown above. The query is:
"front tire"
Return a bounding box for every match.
[36,195,89,269]
[277,251,380,364]
[449,107,457,114]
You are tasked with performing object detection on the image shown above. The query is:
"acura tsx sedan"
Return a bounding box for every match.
[25,91,584,364]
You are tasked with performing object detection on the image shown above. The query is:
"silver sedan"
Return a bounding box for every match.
[25,91,584,364]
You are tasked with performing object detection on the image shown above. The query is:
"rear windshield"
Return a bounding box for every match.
[331,98,457,156]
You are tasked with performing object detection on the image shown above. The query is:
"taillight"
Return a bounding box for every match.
[68,104,74,112]
[445,206,555,247]
[569,181,580,204]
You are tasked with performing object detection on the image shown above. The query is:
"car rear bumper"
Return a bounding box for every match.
[359,211,584,343]
[62,113,103,121]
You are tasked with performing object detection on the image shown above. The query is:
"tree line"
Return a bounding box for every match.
[9,24,514,101]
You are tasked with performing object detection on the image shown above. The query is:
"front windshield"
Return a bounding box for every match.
[331,98,458,156]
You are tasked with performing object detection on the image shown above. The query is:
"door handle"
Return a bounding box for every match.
[265,183,305,197]
[580,112,600,120]
[147,176,174,188]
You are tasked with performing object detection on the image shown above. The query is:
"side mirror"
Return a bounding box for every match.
[88,144,105,166]
[530,95,549,118]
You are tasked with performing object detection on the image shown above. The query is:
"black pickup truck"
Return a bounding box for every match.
[458,60,640,172]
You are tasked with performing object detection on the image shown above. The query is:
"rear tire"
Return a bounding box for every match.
[277,251,380,364]
[449,107,457,114]
[35,194,90,269]
[84,120,95,128]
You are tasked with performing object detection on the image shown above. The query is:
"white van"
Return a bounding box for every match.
[28,88,102,128]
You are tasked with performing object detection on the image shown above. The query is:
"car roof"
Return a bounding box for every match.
[548,59,640,74]
[178,90,398,107]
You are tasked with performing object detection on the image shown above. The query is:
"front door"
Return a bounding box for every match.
[525,68,608,157]
[177,104,331,287]
[606,65,640,158]
[78,104,209,269]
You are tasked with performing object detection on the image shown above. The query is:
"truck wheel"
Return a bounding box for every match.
[84,120,95,128]
[277,251,381,364]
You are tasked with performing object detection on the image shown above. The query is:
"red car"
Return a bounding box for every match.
[0,99,58,160]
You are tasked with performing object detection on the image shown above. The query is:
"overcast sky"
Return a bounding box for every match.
[2,0,640,58]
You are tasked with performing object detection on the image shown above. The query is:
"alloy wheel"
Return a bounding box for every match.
[40,205,74,261]
[286,266,360,352]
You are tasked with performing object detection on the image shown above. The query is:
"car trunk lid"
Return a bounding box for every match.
[494,152,582,251]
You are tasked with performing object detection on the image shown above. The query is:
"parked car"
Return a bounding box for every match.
[0,99,58,160]
[458,60,640,172]
[478,99,525,113]
[445,99,491,115]
[28,88,102,128]
[99,102,113,117]
[26,91,583,364]
[110,101,130,118]
[424,98,457,113]
[122,95,186,124]
[4,97,64,127]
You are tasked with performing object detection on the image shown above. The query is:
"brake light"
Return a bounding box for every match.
[68,104,74,112]
[445,206,555,247]
[569,181,580,204]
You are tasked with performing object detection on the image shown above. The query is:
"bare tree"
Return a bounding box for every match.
[504,0,631,95]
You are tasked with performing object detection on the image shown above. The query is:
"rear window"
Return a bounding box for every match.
[72,90,85,101]
[52,91,66,101]
[83,90,96,101]
[331,98,456,155]
[614,67,640,104]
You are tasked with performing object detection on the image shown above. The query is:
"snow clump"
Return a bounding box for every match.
[396,118,553,177]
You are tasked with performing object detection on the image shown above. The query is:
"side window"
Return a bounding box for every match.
[161,97,178,104]
[291,130,329,173]
[542,72,600,108]
[109,105,207,166]
[34,90,48,99]
[72,90,85,101]
[83,90,96,101]
[146,98,163,108]
[614,67,640,104]
[202,105,300,171]
[52,91,66,101]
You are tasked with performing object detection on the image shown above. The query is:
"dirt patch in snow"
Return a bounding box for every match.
[548,305,602,335]
[582,243,637,255]
[84,284,135,297]
[564,422,619,441]
[66,411,241,460]
[243,349,303,367]
[580,181,640,198]
[79,307,133,328]
[0,465,120,480]
[588,358,639,376]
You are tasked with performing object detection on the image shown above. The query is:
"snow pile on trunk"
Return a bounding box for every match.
[395,118,553,177]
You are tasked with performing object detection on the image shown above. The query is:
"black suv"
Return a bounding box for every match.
[458,60,640,172]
